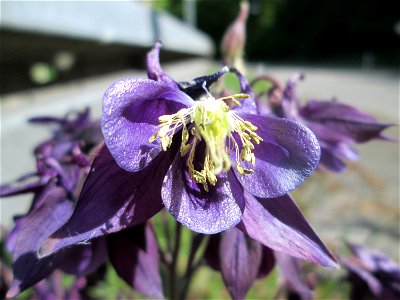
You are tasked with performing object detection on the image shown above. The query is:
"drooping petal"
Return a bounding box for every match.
[233,114,320,198]
[300,100,393,143]
[6,184,74,297]
[219,227,262,300]
[39,142,177,258]
[162,156,245,234]
[237,193,338,268]
[146,41,177,87]
[102,77,193,172]
[108,223,164,299]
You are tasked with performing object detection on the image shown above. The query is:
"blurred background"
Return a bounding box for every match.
[1,0,399,298]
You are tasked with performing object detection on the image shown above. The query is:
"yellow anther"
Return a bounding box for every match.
[150,92,262,190]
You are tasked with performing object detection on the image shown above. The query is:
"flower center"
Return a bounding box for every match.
[149,93,262,191]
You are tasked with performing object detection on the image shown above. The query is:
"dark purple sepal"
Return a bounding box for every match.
[300,100,394,143]
[237,193,338,269]
[6,184,74,297]
[219,227,262,300]
[162,156,245,234]
[108,223,164,299]
[233,114,320,198]
[39,142,176,258]
[102,77,193,172]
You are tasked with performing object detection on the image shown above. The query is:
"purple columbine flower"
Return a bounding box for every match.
[341,243,400,300]
[253,73,394,172]
[38,42,336,272]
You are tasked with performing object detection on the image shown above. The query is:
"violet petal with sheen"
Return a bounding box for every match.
[162,156,245,234]
[102,78,193,172]
[233,114,320,198]
[237,193,338,268]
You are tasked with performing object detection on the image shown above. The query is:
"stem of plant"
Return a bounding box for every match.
[178,234,207,300]
[169,221,182,300]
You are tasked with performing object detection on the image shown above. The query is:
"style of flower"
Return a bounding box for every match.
[252,73,394,172]
[341,243,400,300]
[38,42,337,275]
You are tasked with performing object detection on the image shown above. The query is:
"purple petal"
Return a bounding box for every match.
[102,77,193,172]
[108,224,164,299]
[7,184,74,296]
[300,100,393,143]
[237,193,338,268]
[162,156,245,234]
[39,143,176,258]
[220,227,262,299]
[146,41,177,87]
[233,114,320,198]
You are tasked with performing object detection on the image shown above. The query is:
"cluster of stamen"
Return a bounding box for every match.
[149,93,262,191]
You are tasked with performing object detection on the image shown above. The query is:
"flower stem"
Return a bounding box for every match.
[169,221,182,300]
[178,234,207,300]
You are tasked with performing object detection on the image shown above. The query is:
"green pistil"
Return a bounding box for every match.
[150,93,262,191]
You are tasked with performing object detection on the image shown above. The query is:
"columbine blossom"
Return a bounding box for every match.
[341,243,400,300]
[38,43,337,275]
[252,73,393,172]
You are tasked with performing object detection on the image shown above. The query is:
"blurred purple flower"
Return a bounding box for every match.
[38,43,336,275]
[274,252,316,300]
[253,73,394,172]
[342,243,400,300]
[0,108,107,297]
